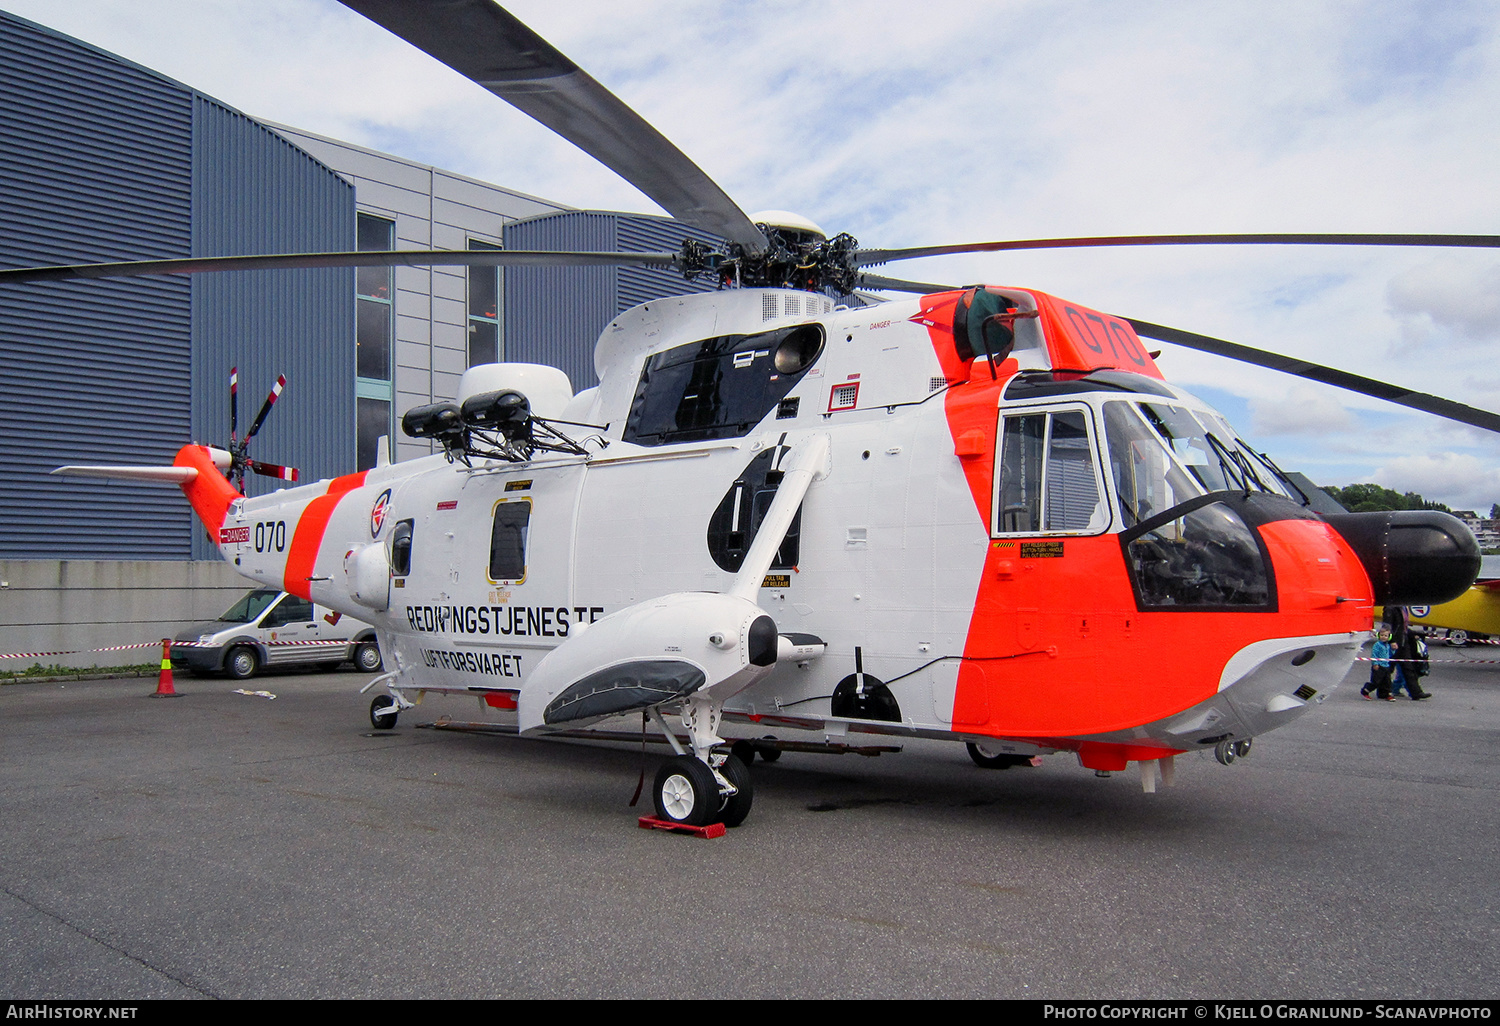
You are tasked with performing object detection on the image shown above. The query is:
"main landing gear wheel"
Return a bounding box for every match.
[717,753,753,828]
[652,755,720,827]
[1214,740,1238,766]
[1447,629,1470,647]
[370,694,399,730]
[225,646,258,681]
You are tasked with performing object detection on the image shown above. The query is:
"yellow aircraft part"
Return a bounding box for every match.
[1403,586,1500,639]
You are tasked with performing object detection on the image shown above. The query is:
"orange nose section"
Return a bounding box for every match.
[173,445,240,540]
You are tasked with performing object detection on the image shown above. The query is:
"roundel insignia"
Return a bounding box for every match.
[1408,606,1430,618]
[370,488,392,538]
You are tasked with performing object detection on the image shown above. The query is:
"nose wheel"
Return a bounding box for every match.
[1215,738,1252,765]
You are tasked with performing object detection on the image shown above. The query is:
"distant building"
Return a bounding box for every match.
[0,11,745,662]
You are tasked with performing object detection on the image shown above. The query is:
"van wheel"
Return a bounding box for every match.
[354,641,383,672]
[225,646,258,680]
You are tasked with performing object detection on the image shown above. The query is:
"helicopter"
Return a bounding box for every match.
[7,0,1496,830]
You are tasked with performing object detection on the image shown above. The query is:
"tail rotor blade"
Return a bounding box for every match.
[248,460,300,483]
[229,366,239,446]
[243,374,286,445]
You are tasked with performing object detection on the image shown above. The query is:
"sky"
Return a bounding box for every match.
[5,0,1500,509]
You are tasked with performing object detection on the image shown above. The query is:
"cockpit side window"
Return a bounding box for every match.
[993,407,1108,535]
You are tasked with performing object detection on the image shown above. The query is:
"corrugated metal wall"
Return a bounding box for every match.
[190,98,355,558]
[0,11,356,561]
[0,11,194,559]
[504,211,722,390]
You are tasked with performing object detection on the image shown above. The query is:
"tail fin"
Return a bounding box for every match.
[173,445,241,539]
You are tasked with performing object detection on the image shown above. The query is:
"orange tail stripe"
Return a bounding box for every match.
[283,472,368,600]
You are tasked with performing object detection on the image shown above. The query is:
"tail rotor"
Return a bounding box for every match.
[226,368,299,489]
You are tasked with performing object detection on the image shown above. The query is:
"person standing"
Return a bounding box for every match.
[1362,627,1395,701]
[1391,630,1432,701]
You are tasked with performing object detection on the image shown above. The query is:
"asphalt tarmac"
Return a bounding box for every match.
[1,649,1496,1000]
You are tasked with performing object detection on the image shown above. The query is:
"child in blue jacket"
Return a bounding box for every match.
[1362,627,1394,701]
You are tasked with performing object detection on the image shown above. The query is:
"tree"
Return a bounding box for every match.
[1320,484,1451,514]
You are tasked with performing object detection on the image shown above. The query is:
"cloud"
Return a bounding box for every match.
[1387,257,1500,345]
[1249,385,1359,437]
[1369,452,1500,509]
[4,0,1500,494]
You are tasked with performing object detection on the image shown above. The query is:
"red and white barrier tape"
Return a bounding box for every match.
[1355,656,1500,665]
[0,641,161,661]
[3,639,351,661]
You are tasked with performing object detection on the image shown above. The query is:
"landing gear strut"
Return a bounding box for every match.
[648,695,755,828]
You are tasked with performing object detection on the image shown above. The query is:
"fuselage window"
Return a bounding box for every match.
[994,408,1107,535]
[489,500,531,582]
[706,449,801,572]
[390,519,414,577]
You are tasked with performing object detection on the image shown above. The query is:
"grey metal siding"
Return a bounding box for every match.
[1,11,358,561]
[503,212,615,390]
[616,215,721,314]
[0,11,194,559]
[190,97,356,558]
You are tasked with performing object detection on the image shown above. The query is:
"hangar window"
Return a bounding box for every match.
[489,500,531,582]
[623,324,824,446]
[468,238,502,367]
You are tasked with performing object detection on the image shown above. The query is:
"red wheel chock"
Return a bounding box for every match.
[637,816,726,839]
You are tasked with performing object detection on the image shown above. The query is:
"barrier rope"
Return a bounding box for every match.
[1,638,351,661]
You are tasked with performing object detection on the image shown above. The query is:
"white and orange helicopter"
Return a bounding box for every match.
[6,0,1496,829]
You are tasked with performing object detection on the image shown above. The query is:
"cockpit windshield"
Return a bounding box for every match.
[1103,402,1207,528]
[1106,400,1292,527]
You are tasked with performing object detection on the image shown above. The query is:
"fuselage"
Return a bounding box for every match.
[180,285,1378,767]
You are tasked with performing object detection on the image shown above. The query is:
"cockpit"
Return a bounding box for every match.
[994,369,1308,610]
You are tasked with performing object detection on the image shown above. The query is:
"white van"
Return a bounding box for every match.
[172,589,382,679]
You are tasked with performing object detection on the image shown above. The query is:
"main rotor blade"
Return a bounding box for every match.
[857,272,960,294]
[1127,318,1500,435]
[855,233,1500,267]
[339,0,768,255]
[0,249,678,285]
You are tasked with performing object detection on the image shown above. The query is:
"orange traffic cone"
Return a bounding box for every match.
[152,638,179,698]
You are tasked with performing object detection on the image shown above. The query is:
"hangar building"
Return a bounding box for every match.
[0,10,728,664]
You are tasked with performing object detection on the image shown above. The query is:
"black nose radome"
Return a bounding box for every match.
[1324,510,1480,606]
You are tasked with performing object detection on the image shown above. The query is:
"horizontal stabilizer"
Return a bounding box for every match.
[52,465,199,484]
